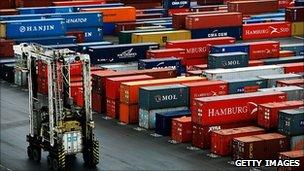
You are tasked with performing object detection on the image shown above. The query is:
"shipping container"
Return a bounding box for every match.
[17,6,73,14]
[52,0,105,6]
[203,65,284,80]
[258,74,302,87]
[228,0,279,15]
[163,0,191,9]
[166,37,236,64]
[257,100,304,129]
[192,91,287,125]
[68,27,103,42]
[106,98,120,119]
[77,41,112,52]
[278,150,304,171]
[185,12,243,30]
[243,22,291,40]
[250,12,285,19]
[47,44,78,52]
[98,62,138,71]
[81,6,136,23]
[208,52,248,69]
[278,108,304,136]
[191,26,242,40]
[262,56,304,65]
[119,103,139,124]
[0,18,66,39]
[120,76,205,104]
[258,86,304,101]
[139,84,189,110]
[119,28,174,44]
[146,48,186,59]
[281,43,304,56]
[190,5,220,12]
[132,30,191,46]
[211,126,265,156]
[279,62,304,74]
[225,78,267,94]
[290,135,304,150]
[87,43,159,64]
[197,0,224,5]
[138,58,183,75]
[0,9,18,16]
[66,31,85,43]
[73,3,124,12]
[277,79,304,88]
[211,43,249,54]
[291,22,304,36]
[232,133,289,160]
[248,60,264,66]
[155,110,191,136]
[248,41,280,60]
[13,36,77,45]
[285,6,304,22]
[0,39,14,57]
[280,50,295,57]
[139,107,188,129]
[171,116,192,143]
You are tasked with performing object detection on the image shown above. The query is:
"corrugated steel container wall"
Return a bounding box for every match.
[290,135,304,150]
[139,106,188,129]
[208,52,248,69]
[171,116,192,143]
[155,110,191,136]
[17,6,73,14]
[138,58,183,75]
[211,43,249,54]
[203,65,284,81]
[258,74,302,88]
[281,43,304,56]
[191,26,242,40]
[132,30,191,47]
[258,86,304,100]
[0,18,66,39]
[257,100,304,129]
[192,91,287,126]
[227,0,279,15]
[87,43,159,64]
[249,41,280,60]
[119,103,139,124]
[262,56,304,65]
[291,22,304,36]
[139,84,189,110]
[278,108,304,136]
[225,78,267,94]
[13,36,77,45]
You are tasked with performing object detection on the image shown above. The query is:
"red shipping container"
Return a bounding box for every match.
[171,116,192,143]
[105,75,154,100]
[166,37,236,64]
[279,62,304,74]
[197,0,224,5]
[106,98,119,118]
[185,12,243,30]
[186,70,203,76]
[211,126,265,156]
[92,91,103,113]
[184,58,204,66]
[192,91,287,126]
[0,39,14,57]
[249,60,264,66]
[146,48,187,65]
[228,0,279,15]
[192,64,208,70]
[278,150,304,171]
[243,22,291,40]
[167,8,190,16]
[248,41,280,60]
[0,9,18,15]
[136,13,163,19]
[182,80,228,112]
[233,133,289,160]
[192,122,253,149]
[257,100,304,129]
[190,5,220,12]
[277,79,304,88]
[278,0,294,9]
[285,6,304,22]
[172,10,227,29]
[53,0,105,6]
[66,31,85,43]
[280,50,295,57]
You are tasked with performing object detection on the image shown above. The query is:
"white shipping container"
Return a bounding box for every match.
[97,62,138,71]
[258,74,302,88]
[258,86,304,101]
[203,65,284,80]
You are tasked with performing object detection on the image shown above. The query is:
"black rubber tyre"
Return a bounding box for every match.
[47,155,53,170]
[27,146,33,160]
[32,147,41,163]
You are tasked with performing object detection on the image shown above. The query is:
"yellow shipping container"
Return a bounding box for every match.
[131,30,191,46]
[291,22,304,36]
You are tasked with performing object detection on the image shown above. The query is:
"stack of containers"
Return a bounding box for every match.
[138,57,183,75]
[139,84,189,129]
[278,109,304,151]
[285,6,304,36]
[163,0,190,16]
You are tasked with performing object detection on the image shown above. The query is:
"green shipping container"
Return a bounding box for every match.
[119,28,174,44]
[278,108,304,136]
[139,84,189,110]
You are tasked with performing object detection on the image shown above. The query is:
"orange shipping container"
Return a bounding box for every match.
[119,103,139,124]
[81,6,136,23]
[120,76,206,104]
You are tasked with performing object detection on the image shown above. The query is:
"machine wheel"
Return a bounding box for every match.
[32,147,41,163]
[47,155,53,170]
[48,145,66,171]
[27,146,33,160]
[83,140,99,167]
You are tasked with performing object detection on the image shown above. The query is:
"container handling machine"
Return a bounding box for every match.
[21,43,99,170]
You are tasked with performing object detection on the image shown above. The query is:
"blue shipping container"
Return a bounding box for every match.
[151,22,173,28]
[295,0,304,6]
[0,18,66,39]
[18,6,73,14]
[77,41,112,52]
[68,27,103,42]
[281,43,304,55]
[14,36,77,45]
[103,23,116,35]
[225,78,267,94]
[73,3,124,12]
[87,43,159,64]
[250,13,285,19]
[191,26,242,40]
[0,14,45,21]
[211,44,249,54]
[262,56,304,65]
[163,0,191,9]
[155,110,191,136]
[138,57,183,75]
